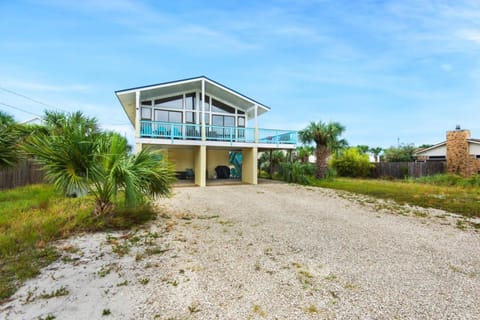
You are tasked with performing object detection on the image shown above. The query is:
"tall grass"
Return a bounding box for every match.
[312,177,480,218]
[0,184,157,301]
[410,173,480,188]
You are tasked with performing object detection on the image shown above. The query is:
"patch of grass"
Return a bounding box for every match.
[145,246,169,255]
[188,302,201,313]
[38,315,56,320]
[0,184,158,301]
[38,286,69,299]
[305,304,319,313]
[252,304,266,317]
[116,280,128,287]
[112,242,130,256]
[139,278,150,285]
[324,273,337,281]
[456,220,466,230]
[312,177,480,218]
[102,308,111,316]
[97,264,115,277]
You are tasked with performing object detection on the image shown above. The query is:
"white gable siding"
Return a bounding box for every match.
[469,143,480,155]
[417,144,447,157]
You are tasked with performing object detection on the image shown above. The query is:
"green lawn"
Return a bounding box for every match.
[312,177,480,218]
[0,184,156,302]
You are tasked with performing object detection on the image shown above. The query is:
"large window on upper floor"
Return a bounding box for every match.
[141,92,245,127]
[154,109,182,123]
[154,95,183,109]
[211,98,235,114]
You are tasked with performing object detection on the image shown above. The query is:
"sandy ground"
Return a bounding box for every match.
[1,182,480,319]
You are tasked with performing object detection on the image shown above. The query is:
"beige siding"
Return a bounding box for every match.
[167,149,195,171]
[206,149,231,179]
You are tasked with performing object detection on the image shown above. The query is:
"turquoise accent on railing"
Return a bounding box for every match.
[140,121,201,141]
[139,121,297,145]
[205,125,255,144]
[258,129,298,145]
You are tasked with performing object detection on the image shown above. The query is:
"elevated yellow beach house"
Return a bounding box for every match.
[116,76,297,186]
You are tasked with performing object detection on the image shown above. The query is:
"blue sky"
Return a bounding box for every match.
[1,0,479,148]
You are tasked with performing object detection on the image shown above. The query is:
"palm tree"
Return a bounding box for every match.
[24,111,175,216]
[296,145,314,163]
[91,132,175,215]
[298,121,347,179]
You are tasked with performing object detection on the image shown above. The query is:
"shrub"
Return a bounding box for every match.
[258,170,270,179]
[279,162,315,184]
[330,148,372,178]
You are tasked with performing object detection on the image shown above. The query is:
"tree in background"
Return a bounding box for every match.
[258,150,286,177]
[298,121,347,179]
[356,145,370,154]
[383,144,416,162]
[296,145,314,163]
[330,147,372,177]
[0,111,19,167]
[369,147,383,163]
[24,111,175,216]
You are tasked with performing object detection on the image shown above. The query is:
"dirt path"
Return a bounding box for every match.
[2,183,479,319]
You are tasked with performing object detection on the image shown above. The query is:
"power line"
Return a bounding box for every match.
[0,101,42,117]
[0,86,68,112]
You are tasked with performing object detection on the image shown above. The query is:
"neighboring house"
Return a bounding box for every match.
[415,127,480,177]
[115,76,297,187]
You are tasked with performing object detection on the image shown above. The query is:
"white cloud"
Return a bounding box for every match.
[457,29,480,43]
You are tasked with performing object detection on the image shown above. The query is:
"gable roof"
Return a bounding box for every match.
[415,139,480,156]
[116,76,270,125]
[415,141,446,155]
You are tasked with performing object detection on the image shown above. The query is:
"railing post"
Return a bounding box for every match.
[229,127,233,145]
[170,123,174,143]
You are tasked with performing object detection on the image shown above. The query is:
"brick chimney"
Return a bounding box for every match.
[446,127,470,177]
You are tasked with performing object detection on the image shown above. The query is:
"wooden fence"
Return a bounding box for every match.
[371,161,446,179]
[0,160,45,190]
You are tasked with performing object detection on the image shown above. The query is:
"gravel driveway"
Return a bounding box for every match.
[2,182,479,319]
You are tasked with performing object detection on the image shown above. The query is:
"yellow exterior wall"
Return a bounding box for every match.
[167,149,194,171]
[194,145,206,187]
[206,149,231,179]
[242,147,258,185]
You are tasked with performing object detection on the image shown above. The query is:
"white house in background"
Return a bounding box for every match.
[415,127,480,177]
[115,76,297,187]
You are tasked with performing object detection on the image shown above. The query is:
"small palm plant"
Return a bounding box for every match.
[24,111,175,216]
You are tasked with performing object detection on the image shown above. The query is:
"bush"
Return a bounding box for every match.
[258,170,270,179]
[279,162,315,184]
[330,148,372,178]
[383,144,416,162]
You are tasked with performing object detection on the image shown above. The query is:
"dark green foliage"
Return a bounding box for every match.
[23,111,175,216]
[258,151,286,177]
[383,144,416,162]
[298,121,347,179]
[330,148,372,178]
[279,161,315,184]
[356,145,370,154]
